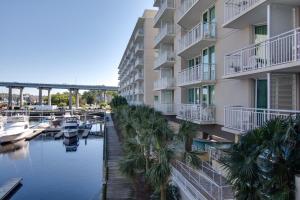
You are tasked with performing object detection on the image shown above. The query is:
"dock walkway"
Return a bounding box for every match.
[0,178,22,200]
[105,113,134,200]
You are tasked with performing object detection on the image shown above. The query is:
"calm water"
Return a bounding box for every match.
[0,136,103,200]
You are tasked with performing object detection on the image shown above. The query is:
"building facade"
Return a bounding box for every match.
[118,10,158,106]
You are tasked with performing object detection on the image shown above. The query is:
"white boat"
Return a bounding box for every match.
[0,115,33,144]
[62,113,79,138]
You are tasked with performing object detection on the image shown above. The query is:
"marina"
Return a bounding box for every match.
[0,112,105,200]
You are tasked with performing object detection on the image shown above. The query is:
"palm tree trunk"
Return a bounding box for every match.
[160,183,166,200]
[185,137,193,153]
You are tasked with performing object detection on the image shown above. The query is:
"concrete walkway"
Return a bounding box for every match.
[106,113,134,200]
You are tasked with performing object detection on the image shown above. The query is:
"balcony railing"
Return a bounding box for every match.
[177,104,216,124]
[179,22,216,53]
[155,24,175,45]
[154,0,175,25]
[154,51,175,69]
[154,103,175,114]
[224,28,300,76]
[178,0,198,19]
[134,28,144,41]
[134,72,144,81]
[224,106,300,133]
[135,58,144,67]
[178,64,216,86]
[134,88,144,94]
[172,160,234,200]
[154,77,176,90]
[135,43,144,54]
[224,0,263,25]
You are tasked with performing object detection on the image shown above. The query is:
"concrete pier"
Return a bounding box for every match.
[75,89,79,109]
[39,88,43,105]
[47,89,51,106]
[8,87,12,109]
[69,89,73,110]
[19,87,23,108]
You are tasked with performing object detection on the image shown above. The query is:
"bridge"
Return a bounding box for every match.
[0,82,119,110]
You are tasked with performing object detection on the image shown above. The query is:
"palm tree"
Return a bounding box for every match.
[177,120,201,167]
[221,117,300,200]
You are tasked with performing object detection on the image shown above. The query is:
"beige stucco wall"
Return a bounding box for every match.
[143,10,159,106]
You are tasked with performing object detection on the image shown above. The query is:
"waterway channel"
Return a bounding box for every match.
[0,133,103,200]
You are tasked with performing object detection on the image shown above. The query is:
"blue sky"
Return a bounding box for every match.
[0,0,155,94]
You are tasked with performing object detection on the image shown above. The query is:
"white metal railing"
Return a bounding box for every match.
[178,64,216,86]
[154,51,175,69]
[178,0,199,19]
[179,22,216,53]
[177,104,216,123]
[224,106,300,133]
[154,77,176,90]
[154,103,175,114]
[134,88,144,94]
[224,0,263,24]
[224,28,300,76]
[154,0,175,25]
[135,58,144,67]
[134,72,144,80]
[155,23,175,45]
[134,28,144,40]
[135,43,144,53]
[172,160,234,200]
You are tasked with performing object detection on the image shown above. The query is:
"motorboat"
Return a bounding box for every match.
[0,115,33,144]
[62,113,79,138]
[63,136,79,152]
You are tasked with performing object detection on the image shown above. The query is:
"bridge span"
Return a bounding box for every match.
[0,82,119,110]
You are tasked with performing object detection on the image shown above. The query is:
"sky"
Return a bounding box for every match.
[0,0,155,94]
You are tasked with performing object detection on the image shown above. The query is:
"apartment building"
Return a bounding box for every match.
[152,0,300,143]
[118,10,158,106]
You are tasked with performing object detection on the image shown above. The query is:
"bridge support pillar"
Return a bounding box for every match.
[19,87,24,108]
[69,89,73,110]
[103,91,106,103]
[8,87,13,109]
[39,88,43,105]
[75,89,79,109]
[47,89,52,106]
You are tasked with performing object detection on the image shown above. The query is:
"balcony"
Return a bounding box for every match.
[172,160,234,200]
[177,0,213,29]
[153,0,160,7]
[224,28,300,78]
[223,0,267,28]
[223,106,300,134]
[178,64,216,86]
[135,58,144,68]
[154,0,175,28]
[134,88,144,95]
[134,72,144,81]
[154,51,176,70]
[135,43,144,55]
[134,28,144,42]
[154,77,176,90]
[178,22,216,58]
[154,103,176,115]
[177,104,216,124]
[154,24,175,48]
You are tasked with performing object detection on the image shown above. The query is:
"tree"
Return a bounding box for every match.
[221,117,300,200]
[82,91,96,105]
[110,96,128,110]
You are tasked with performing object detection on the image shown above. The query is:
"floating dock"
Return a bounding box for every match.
[0,178,22,200]
[25,128,46,140]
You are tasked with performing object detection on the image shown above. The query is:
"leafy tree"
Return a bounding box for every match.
[110,96,128,110]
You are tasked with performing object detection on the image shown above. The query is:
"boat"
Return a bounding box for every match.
[62,113,79,138]
[0,115,33,144]
[63,136,79,152]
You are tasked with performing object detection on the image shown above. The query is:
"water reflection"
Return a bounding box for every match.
[0,140,29,160]
[63,137,79,152]
[0,136,103,200]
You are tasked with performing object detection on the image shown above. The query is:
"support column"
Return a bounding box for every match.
[8,87,12,109]
[39,88,43,105]
[69,89,73,110]
[19,87,24,108]
[103,91,107,103]
[75,89,79,109]
[47,89,52,106]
